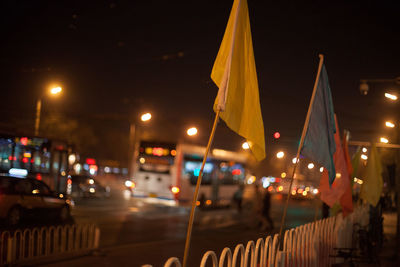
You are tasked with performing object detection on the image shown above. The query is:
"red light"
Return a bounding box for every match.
[67,179,72,185]
[232,169,241,175]
[20,137,28,146]
[86,158,96,165]
[273,132,280,139]
[31,159,34,163]
[22,158,29,163]
[8,156,12,161]
[36,173,42,180]
[152,147,164,156]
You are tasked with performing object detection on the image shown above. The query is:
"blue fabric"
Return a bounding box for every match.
[301,65,337,185]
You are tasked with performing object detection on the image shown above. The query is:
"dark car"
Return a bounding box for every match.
[69,175,109,199]
[0,174,72,226]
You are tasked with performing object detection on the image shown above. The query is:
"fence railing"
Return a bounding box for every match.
[148,204,369,267]
[0,223,100,265]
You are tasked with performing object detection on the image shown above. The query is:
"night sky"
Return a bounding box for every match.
[1,0,400,172]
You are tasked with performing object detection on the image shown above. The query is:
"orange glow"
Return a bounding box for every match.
[205,200,212,205]
[171,186,180,194]
[171,150,176,156]
[196,201,200,206]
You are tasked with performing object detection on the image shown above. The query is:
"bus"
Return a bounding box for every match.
[130,141,251,206]
[0,133,71,193]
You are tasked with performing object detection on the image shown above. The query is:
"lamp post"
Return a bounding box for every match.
[129,112,152,178]
[34,86,63,136]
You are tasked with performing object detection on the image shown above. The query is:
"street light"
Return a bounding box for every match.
[276,151,284,159]
[385,93,398,101]
[186,127,198,136]
[386,121,395,128]
[141,112,152,122]
[380,137,389,144]
[242,141,250,150]
[359,76,400,95]
[34,85,62,136]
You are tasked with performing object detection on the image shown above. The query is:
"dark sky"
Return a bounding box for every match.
[1,0,400,169]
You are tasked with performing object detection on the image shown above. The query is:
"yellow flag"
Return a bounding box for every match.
[211,0,265,161]
[360,143,383,207]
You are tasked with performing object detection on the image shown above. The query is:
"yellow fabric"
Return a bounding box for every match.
[211,0,265,161]
[360,143,383,207]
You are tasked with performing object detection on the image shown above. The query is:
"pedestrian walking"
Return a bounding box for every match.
[260,187,274,231]
[233,184,244,213]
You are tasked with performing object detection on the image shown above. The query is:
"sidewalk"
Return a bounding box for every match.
[357,212,399,267]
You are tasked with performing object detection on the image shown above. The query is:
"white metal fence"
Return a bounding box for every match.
[151,205,369,267]
[0,224,100,265]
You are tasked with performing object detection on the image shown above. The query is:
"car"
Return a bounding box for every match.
[0,174,73,226]
[68,175,109,199]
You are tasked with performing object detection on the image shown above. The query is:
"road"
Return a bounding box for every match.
[38,185,323,266]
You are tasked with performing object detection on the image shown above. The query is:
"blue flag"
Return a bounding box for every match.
[301,64,337,185]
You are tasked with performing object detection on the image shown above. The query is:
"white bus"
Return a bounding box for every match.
[129,141,251,206]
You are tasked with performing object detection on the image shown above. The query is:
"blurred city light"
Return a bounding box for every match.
[242,141,250,150]
[361,154,368,160]
[273,132,280,139]
[281,172,286,178]
[141,112,152,122]
[362,147,367,153]
[292,157,298,164]
[187,127,198,136]
[307,163,314,169]
[319,167,324,173]
[385,92,398,101]
[247,175,256,184]
[385,121,395,128]
[380,137,389,143]
[276,151,284,158]
[50,86,62,95]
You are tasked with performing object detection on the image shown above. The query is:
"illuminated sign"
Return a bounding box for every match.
[86,158,96,165]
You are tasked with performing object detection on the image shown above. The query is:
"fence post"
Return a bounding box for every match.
[94,227,101,249]
[7,237,14,264]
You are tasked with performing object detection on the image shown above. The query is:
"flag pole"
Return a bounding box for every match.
[182,109,220,267]
[278,54,325,245]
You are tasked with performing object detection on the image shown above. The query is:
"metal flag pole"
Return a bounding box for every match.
[278,54,325,246]
[182,109,220,267]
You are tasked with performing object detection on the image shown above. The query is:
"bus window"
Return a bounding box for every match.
[0,140,12,170]
[218,162,245,185]
[184,161,214,185]
[13,144,32,170]
[52,150,60,173]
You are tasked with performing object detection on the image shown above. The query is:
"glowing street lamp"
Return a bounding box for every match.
[34,85,63,136]
[385,92,398,101]
[380,137,389,144]
[276,151,284,159]
[307,163,314,169]
[242,142,250,150]
[141,112,152,122]
[50,86,62,95]
[385,121,395,128]
[187,127,198,136]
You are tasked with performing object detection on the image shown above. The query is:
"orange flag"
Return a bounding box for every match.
[340,130,353,217]
[319,116,350,207]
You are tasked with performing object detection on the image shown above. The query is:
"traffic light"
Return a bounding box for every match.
[273,132,280,139]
